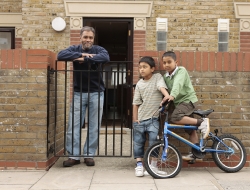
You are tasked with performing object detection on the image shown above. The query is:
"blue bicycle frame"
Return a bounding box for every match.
[161,122,235,161]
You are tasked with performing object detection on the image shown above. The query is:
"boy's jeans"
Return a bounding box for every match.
[133,118,159,158]
[66,91,104,160]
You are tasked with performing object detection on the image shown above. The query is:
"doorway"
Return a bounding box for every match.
[83,18,134,128]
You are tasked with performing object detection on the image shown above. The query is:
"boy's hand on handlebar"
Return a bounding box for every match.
[160,95,174,106]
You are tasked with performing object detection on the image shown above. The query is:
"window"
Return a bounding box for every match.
[0,27,15,49]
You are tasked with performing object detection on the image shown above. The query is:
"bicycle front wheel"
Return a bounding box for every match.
[143,142,182,179]
[212,134,247,173]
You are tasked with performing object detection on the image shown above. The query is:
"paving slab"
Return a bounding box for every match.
[207,167,250,190]
[0,170,46,190]
[30,168,93,190]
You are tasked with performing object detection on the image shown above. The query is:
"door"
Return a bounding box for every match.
[83,18,133,128]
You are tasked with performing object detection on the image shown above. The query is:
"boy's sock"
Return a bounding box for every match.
[151,160,157,167]
[196,119,203,126]
[136,161,143,167]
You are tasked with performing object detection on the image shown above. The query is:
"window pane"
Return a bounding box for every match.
[0,32,12,49]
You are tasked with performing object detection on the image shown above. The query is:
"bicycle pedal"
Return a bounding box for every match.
[187,158,203,164]
[187,160,195,164]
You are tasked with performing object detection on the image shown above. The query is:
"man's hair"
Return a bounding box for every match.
[139,56,155,68]
[162,51,176,61]
[80,26,95,36]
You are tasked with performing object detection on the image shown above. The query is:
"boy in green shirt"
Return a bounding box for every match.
[161,51,210,161]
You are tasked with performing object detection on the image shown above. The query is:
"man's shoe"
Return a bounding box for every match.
[198,118,210,139]
[182,152,202,162]
[84,158,95,166]
[63,158,80,167]
[135,165,144,177]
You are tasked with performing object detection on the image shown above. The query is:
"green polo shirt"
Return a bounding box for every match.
[163,66,198,106]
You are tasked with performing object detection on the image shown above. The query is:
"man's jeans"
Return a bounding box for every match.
[133,118,159,159]
[66,91,104,160]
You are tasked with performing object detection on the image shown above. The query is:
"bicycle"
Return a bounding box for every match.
[143,102,247,179]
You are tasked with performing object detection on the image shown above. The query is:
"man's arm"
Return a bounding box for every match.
[86,46,110,63]
[57,46,82,61]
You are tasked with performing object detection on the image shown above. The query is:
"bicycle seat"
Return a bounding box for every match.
[193,109,214,117]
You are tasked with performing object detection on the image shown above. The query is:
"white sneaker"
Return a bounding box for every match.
[198,118,210,139]
[135,165,144,177]
[182,152,202,162]
[144,165,167,175]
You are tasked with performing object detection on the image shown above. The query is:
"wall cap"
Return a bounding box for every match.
[64,0,153,17]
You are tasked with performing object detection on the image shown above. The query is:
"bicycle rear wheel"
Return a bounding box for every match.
[212,134,247,173]
[143,142,182,179]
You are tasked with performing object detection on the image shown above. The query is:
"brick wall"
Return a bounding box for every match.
[21,0,69,52]
[138,50,250,167]
[0,0,21,12]
[1,0,249,53]
[0,49,65,170]
[240,32,250,52]
[147,0,250,52]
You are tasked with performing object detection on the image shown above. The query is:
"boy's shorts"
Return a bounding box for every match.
[168,101,197,135]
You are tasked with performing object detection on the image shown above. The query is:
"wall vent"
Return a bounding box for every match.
[156,18,167,51]
[218,19,229,52]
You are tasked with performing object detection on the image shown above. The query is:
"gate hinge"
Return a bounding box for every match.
[128,109,130,115]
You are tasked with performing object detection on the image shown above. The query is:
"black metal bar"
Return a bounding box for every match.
[79,71,83,155]
[112,70,116,156]
[46,66,50,158]
[54,62,58,157]
[63,61,67,156]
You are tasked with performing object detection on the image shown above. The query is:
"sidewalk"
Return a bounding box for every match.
[0,157,250,190]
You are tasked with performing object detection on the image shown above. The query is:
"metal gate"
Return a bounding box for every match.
[47,61,133,158]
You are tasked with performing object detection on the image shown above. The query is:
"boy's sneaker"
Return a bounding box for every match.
[135,165,144,177]
[198,118,210,139]
[182,152,202,162]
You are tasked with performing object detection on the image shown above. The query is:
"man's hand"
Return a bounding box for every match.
[73,53,96,62]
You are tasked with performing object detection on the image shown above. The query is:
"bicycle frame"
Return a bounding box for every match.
[161,122,235,161]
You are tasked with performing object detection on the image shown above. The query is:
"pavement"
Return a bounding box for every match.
[0,157,250,190]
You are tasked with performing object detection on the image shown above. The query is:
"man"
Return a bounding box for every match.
[57,26,110,167]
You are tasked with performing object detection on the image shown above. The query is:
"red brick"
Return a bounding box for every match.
[27,63,49,69]
[240,32,250,35]
[230,52,237,71]
[180,51,187,68]
[175,51,180,63]
[139,51,158,57]
[223,52,230,71]
[237,52,243,71]
[187,51,195,71]
[7,50,13,69]
[243,52,250,71]
[17,161,36,168]
[5,161,16,168]
[1,50,7,69]
[195,51,201,71]
[209,52,215,71]
[21,49,27,69]
[27,56,49,63]
[27,49,50,56]
[216,52,222,71]
[13,49,21,69]
[202,52,208,71]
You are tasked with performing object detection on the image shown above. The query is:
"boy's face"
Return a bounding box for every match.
[139,62,155,80]
[162,56,177,74]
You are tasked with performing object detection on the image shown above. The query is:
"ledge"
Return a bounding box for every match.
[64,0,153,17]
[234,3,250,19]
[0,13,22,26]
